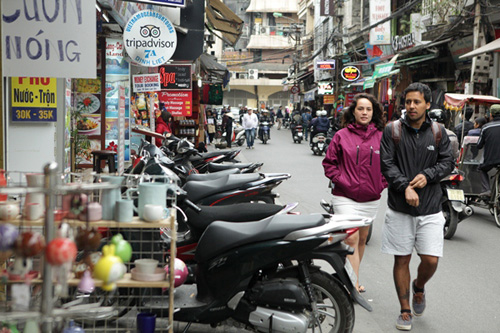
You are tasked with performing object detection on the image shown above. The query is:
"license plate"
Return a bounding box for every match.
[447,189,465,202]
[344,260,357,287]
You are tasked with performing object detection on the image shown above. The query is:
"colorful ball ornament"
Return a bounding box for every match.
[0,223,19,251]
[165,258,188,288]
[14,231,45,257]
[45,237,77,265]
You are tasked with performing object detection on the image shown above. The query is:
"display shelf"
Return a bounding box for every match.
[3,215,175,229]
[6,273,170,289]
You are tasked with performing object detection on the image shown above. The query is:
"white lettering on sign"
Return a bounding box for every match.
[392,33,415,52]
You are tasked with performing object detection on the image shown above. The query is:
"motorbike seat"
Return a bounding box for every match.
[183,173,262,203]
[186,168,240,182]
[207,162,253,172]
[189,150,233,163]
[186,203,285,239]
[195,214,326,263]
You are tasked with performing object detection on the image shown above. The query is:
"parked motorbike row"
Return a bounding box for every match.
[87,134,374,332]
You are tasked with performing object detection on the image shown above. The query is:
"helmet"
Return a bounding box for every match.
[428,109,445,123]
[490,104,500,117]
[320,110,328,116]
[316,110,322,117]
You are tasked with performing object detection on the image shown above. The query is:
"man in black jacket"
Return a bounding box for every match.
[477,104,500,196]
[454,107,474,143]
[380,82,454,331]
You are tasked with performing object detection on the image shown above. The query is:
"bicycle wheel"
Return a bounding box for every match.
[493,172,500,228]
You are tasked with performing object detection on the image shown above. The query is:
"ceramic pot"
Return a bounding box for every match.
[100,175,124,220]
[0,201,20,221]
[25,173,45,212]
[126,183,167,220]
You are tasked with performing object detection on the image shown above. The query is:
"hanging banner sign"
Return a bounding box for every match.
[133,74,161,92]
[123,10,177,67]
[11,77,57,122]
[159,65,192,90]
[159,90,192,116]
[341,66,361,82]
[318,82,334,95]
[369,0,391,45]
[320,0,335,16]
[125,0,186,7]
[2,0,96,78]
[316,60,336,70]
[324,95,335,105]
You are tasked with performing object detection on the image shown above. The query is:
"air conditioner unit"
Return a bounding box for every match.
[248,69,259,80]
[239,73,249,79]
[231,72,238,79]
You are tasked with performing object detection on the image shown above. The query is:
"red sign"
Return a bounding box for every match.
[159,90,193,116]
[341,66,361,82]
[344,93,355,107]
[159,65,192,90]
[290,85,300,94]
[324,95,335,105]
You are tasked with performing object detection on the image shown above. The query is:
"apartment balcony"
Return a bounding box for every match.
[247,25,298,50]
[229,77,285,86]
[246,0,298,13]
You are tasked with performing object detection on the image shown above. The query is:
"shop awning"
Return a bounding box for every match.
[246,0,298,13]
[199,53,229,83]
[444,93,500,110]
[398,53,438,66]
[304,88,317,101]
[459,38,500,59]
[205,0,244,46]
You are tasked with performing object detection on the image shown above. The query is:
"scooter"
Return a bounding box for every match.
[234,123,246,147]
[292,124,304,143]
[138,213,373,332]
[311,132,327,156]
[259,121,271,144]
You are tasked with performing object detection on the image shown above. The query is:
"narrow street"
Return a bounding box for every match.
[206,124,500,332]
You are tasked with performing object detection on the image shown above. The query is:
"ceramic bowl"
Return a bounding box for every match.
[130,267,166,282]
[134,259,158,274]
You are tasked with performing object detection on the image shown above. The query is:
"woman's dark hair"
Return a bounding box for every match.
[160,110,172,123]
[342,93,386,130]
[474,117,487,128]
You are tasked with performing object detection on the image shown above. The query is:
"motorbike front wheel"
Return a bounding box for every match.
[442,200,458,239]
[237,137,245,146]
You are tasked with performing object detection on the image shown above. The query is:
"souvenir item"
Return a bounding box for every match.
[78,202,102,222]
[14,231,45,257]
[110,234,132,263]
[0,223,19,251]
[100,175,124,220]
[75,226,102,251]
[93,244,126,291]
[45,238,77,266]
[63,320,85,333]
[126,182,167,220]
[142,204,166,222]
[23,202,43,221]
[77,270,95,294]
[62,193,87,219]
[165,258,188,287]
[115,199,133,222]
[25,173,45,212]
[134,259,158,274]
[0,201,20,221]
[22,319,40,333]
[0,169,7,201]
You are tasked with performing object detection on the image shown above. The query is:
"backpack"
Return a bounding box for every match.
[391,119,442,146]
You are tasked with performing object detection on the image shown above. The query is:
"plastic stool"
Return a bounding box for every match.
[91,150,117,173]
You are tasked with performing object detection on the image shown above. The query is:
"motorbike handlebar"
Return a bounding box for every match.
[185,198,202,213]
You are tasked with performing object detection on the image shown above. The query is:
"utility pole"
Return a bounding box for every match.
[469,0,481,94]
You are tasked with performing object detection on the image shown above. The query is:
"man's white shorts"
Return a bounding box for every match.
[381,208,445,257]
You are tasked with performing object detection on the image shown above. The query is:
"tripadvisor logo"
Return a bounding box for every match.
[123,10,177,67]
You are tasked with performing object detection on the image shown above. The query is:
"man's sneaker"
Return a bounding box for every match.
[412,280,426,316]
[396,311,412,331]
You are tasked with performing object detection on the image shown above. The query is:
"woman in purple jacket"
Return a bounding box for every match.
[322,93,387,293]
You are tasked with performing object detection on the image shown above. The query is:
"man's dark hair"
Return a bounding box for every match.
[403,82,432,103]
[465,107,474,121]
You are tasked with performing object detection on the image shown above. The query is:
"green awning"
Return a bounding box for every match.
[363,77,375,89]
[398,53,438,66]
[377,69,400,80]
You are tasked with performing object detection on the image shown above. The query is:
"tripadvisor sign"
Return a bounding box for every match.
[123,10,177,67]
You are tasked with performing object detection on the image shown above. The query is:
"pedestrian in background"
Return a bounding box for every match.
[302,108,313,140]
[222,111,234,148]
[154,109,173,147]
[380,82,454,331]
[322,93,387,294]
[467,116,487,136]
[242,108,259,149]
[206,109,216,145]
[477,104,500,197]
[276,106,284,130]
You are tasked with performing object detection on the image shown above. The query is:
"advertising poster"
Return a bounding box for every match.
[11,77,57,122]
[369,0,391,45]
[159,90,192,116]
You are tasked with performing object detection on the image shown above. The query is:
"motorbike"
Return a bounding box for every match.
[138,213,373,332]
[320,199,373,244]
[440,168,472,239]
[283,117,291,129]
[311,132,327,156]
[292,124,304,143]
[234,123,246,147]
[259,121,271,144]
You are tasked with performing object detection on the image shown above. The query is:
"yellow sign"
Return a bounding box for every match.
[11,77,57,122]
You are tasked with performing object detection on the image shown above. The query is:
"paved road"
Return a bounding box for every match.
[170,126,500,332]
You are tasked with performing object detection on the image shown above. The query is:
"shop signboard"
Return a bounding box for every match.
[117,86,126,175]
[373,62,395,79]
[345,93,355,107]
[316,60,335,70]
[341,66,361,82]
[369,0,391,45]
[159,90,192,116]
[159,65,192,90]
[318,82,334,95]
[2,0,96,78]
[133,74,161,92]
[123,10,177,67]
[324,95,335,105]
[11,77,57,122]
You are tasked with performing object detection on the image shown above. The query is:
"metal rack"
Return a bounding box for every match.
[0,163,177,332]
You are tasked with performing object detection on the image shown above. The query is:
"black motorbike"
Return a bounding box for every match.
[139,213,373,332]
[292,124,304,143]
[311,132,327,156]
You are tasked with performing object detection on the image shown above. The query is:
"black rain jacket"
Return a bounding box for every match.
[380,115,455,216]
[477,116,500,170]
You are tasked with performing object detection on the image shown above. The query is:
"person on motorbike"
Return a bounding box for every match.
[428,109,460,160]
[242,108,259,149]
[276,106,284,130]
[155,110,173,147]
[454,107,474,143]
[302,108,313,140]
[477,104,500,196]
[310,110,330,144]
[258,109,274,140]
[322,93,387,294]
[290,109,303,139]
